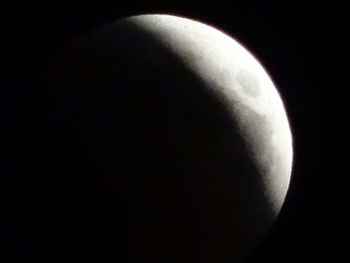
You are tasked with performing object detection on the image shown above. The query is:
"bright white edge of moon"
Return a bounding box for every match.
[119,14,293,214]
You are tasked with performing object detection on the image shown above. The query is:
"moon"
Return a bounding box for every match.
[43,14,293,263]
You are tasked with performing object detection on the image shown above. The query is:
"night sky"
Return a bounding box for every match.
[2,1,349,262]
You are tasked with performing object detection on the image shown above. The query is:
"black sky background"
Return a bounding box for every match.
[2,1,349,262]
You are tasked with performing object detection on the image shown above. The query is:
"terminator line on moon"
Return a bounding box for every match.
[44,14,293,262]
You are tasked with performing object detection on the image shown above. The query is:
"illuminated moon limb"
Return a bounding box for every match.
[127,14,293,214]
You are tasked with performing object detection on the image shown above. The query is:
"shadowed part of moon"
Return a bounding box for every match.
[236,69,261,98]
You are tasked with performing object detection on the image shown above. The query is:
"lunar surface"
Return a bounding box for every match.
[42,14,293,263]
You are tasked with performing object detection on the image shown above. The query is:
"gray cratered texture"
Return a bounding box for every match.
[43,14,293,263]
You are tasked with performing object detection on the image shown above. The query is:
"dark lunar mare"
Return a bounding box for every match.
[5,19,275,263]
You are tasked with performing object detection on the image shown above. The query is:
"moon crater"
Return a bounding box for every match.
[236,69,262,98]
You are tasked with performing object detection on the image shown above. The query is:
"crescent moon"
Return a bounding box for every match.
[126,14,293,214]
[47,14,293,262]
